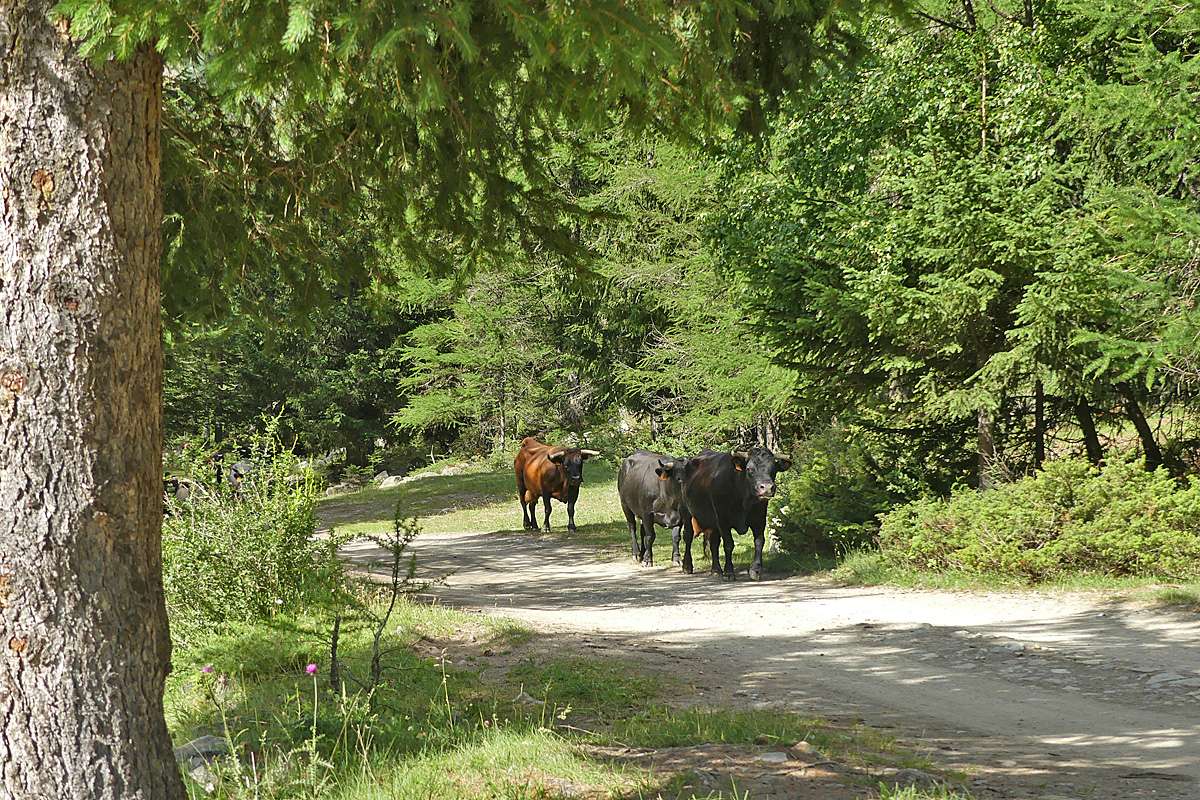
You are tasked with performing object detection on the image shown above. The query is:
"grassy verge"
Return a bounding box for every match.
[170,600,967,799]
[830,550,1200,608]
[168,601,646,800]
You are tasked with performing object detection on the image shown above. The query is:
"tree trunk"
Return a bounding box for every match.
[1075,399,1103,466]
[977,407,997,489]
[1118,384,1165,471]
[1033,381,1045,469]
[0,5,183,799]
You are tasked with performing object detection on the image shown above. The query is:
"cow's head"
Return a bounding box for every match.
[731,447,791,500]
[652,457,689,528]
[548,448,599,487]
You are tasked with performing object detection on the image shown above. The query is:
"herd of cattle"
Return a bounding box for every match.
[514,436,791,581]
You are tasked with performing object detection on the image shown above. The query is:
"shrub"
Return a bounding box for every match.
[163,441,334,643]
[879,456,1200,580]
[770,426,894,555]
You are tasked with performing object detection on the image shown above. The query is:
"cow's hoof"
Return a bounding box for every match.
[671,555,680,566]
[723,571,736,581]
[567,526,577,534]
[749,568,763,581]
[682,562,693,575]
[642,558,654,568]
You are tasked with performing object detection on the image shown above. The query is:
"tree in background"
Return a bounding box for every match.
[715,0,1200,491]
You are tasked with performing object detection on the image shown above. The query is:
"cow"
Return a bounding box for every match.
[680,446,791,581]
[514,436,599,533]
[617,450,690,567]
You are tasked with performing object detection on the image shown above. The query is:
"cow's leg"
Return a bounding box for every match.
[517,478,533,530]
[640,514,656,566]
[542,491,553,532]
[623,504,641,561]
[681,517,695,574]
[708,526,723,577]
[670,522,682,565]
[749,508,768,581]
[526,497,539,531]
[566,486,579,533]
[721,529,736,579]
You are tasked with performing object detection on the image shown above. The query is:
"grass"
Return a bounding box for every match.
[170,599,965,799]
[831,549,1200,609]
[320,460,824,576]
[169,601,652,800]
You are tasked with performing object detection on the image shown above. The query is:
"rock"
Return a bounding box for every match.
[173,735,229,764]
[790,741,818,757]
[187,763,217,793]
[372,470,389,483]
[541,777,584,798]
[513,690,541,705]
[324,484,353,497]
[1146,672,1185,686]
[756,751,790,764]
[997,641,1026,653]
[887,768,942,789]
[379,475,407,489]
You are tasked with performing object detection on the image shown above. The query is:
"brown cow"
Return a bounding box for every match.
[514,436,599,532]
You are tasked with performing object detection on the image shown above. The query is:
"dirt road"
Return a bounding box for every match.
[345,530,1200,799]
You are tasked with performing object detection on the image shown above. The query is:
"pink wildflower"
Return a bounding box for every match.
[201,665,214,674]
[305,663,318,675]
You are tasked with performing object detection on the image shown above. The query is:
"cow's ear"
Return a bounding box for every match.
[580,449,600,459]
[656,459,675,480]
[775,457,792,472]
[731,452,748,472]
[548,451,565,464]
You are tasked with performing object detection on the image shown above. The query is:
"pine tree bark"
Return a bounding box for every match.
[977,408,996,489]
[1075,399,1104,466]
[1033,380,1045,469]
[0,4,184,798]
[1118,384,1165,471]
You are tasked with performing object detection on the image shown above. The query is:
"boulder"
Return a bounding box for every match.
[372,470,389,483]
[379,475,408,489]
[173,734,229,764]
[756,751,790,764]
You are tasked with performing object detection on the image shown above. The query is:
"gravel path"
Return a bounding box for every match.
[344,529,1200,798]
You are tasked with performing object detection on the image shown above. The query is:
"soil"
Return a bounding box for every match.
[344,530,1200,799]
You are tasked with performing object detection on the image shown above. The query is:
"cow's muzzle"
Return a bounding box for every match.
[755,484,776,499]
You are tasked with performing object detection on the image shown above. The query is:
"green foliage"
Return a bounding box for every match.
[162,442,331,643]
[770,427,892,555]
[879,457,1200,581]
[164,290,424,469]
[59,0,896,322]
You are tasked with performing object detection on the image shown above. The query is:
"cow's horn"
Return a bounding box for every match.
[580,449,600,457]
[731,450,750,460]
[659,459,675,470]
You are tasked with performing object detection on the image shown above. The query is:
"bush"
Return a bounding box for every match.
[163,441,335,643]
[770,426,894,555]
[879,456,1200,580]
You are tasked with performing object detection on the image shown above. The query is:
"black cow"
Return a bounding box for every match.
[617,450,689,566]
[680,447,791,581]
